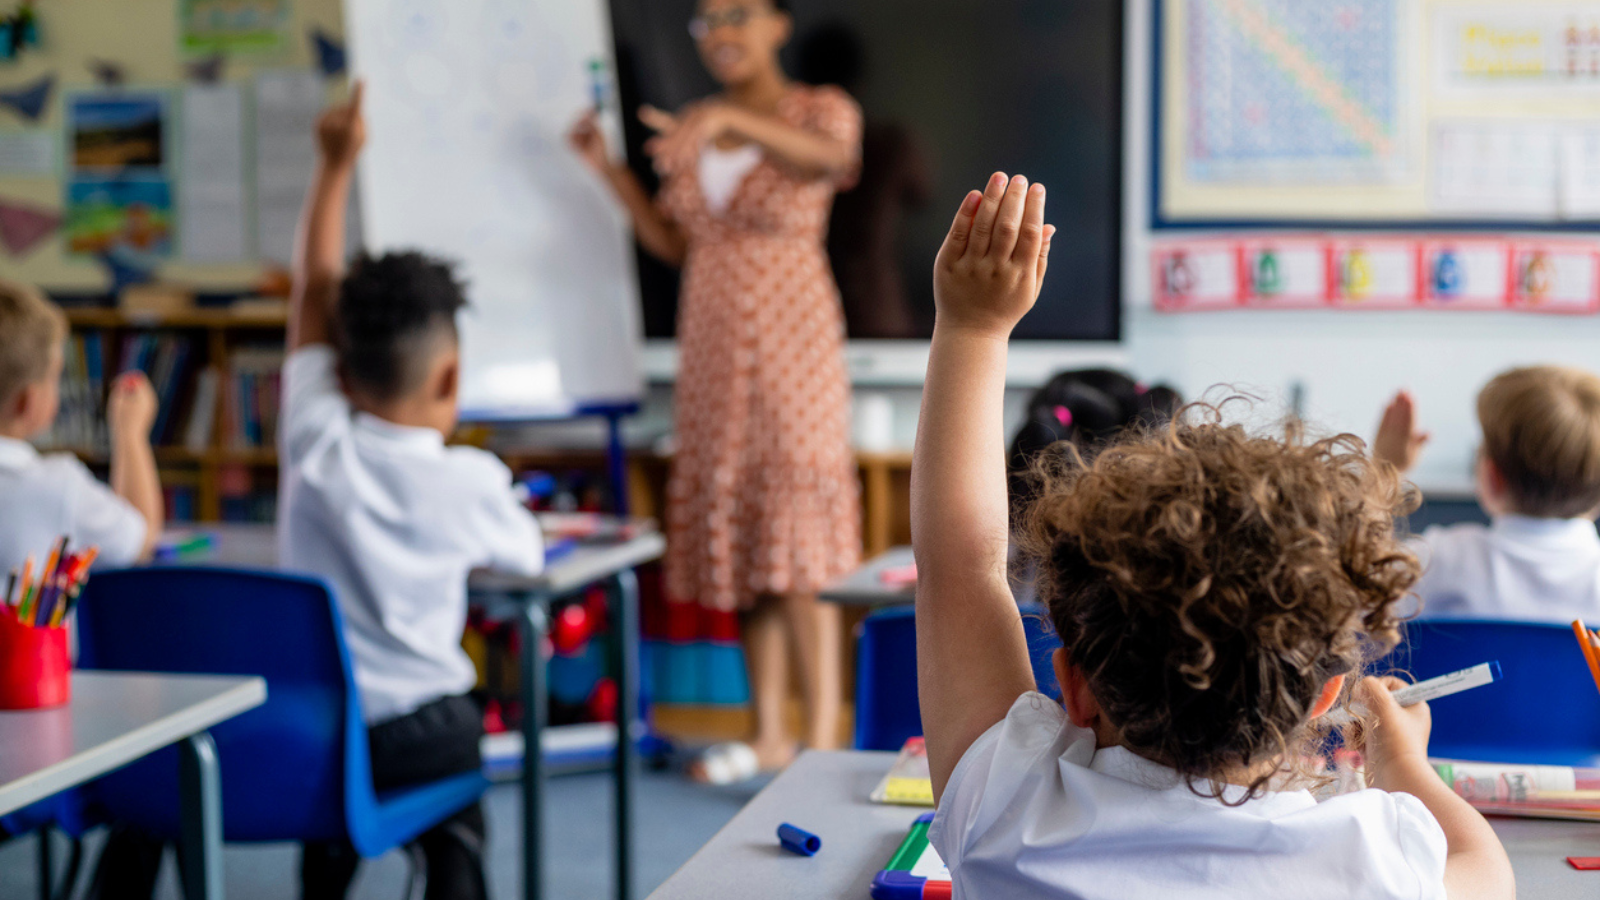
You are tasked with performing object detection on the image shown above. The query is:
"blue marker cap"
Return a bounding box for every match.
[1488,660,1503,682]
[777,823,821,856]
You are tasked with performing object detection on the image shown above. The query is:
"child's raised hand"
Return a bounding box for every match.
[1373,390,1430,474]
[933,173,1055,337]
[315,80,366,170]
[107,371,158,441]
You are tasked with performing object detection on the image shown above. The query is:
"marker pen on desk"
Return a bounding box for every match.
[778,823,821,856]
[1325,661,1502,726]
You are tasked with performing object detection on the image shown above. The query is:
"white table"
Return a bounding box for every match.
[0,671,267,900]
[649,749,1600,899]
[154,522,665,900]
[818,547,916,607]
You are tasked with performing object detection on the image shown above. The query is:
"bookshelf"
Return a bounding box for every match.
[51,305,289,523]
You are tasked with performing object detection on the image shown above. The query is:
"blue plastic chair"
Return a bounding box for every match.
[853,604,1063,751]
[1383,619,1600,767]
[72,567,488,858]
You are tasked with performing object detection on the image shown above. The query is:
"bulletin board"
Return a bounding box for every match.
[0,0,347,292]
[1155,0,1600,228]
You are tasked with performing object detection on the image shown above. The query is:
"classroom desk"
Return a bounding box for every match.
[0,671,267,900]
[648,749,1600,899]
[154,522,666,900]
[819,546,916,607]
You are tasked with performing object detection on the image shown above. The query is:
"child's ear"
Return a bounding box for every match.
[1310,674,1346,719]
[1054,647,1103,730]
[436,355,458,401]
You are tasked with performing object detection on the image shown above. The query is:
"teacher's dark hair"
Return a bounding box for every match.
[336,251,467,403]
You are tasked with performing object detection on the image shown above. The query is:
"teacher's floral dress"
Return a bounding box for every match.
[657,84,863,612]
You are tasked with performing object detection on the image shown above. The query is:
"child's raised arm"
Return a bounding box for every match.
[912,173,1054,801]
[289,81,365,352]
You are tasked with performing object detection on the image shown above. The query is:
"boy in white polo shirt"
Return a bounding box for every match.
[283,84,543,899]
[1376,368,1600,624]
[0,279,162,574]
[88,83,542,900]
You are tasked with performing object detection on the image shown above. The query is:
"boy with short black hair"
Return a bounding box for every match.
[280,83,544,899]
[1376,367,1600,623]
[0,279,162,572]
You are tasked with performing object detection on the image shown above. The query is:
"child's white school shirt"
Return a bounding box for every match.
[930,693,1448,900]
[279,346,544,724]
[0,436,147,575]
[1409,515,1600,624]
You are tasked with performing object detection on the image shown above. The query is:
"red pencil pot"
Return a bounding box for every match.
[0,612,70,710]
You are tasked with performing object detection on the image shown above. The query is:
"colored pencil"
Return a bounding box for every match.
[3,569,14,609]
[1574,621,1600,696]
[15,555,34,623]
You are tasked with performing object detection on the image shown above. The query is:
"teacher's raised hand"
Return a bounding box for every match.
[567,111,613,175]
[640,103,734,171]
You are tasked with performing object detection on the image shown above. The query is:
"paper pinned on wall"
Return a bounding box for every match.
[1327,239,1417,307]
[0,130,53,175]
[1431,121,1560,219]
[1153,242,1241,312]
[1511,242,1600,313]
[1238,239,1326,308]
[252,70,360,264]
[179,83,249,262]
[1420,240,1511,309]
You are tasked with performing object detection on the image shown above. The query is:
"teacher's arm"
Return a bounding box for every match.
[640,102,857,182]
[570,113,688,268]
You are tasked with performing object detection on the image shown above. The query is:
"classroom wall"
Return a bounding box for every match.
[0,0,344,291]
[1121,0,1600,493]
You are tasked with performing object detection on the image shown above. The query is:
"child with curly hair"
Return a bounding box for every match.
[910,173,1514,898]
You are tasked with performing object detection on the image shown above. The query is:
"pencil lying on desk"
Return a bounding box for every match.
[1573,621,1600,696]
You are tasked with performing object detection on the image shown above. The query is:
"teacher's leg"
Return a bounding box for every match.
[781,592,843,750]
[742,595,798,768]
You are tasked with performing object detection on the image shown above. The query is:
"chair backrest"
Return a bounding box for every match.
[74,567,375,843]
[1383,619,1600,766]
[853,604,1062,751]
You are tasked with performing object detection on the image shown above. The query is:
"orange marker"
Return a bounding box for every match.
[1574,620,1600,696]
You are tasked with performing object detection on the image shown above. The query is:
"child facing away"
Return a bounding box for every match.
[0,280,162,572]
[910,173,1514,899]
[85,85,544,900]
[1375,371,1600,624]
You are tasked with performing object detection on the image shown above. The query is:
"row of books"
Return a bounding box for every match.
[40,333,283,456]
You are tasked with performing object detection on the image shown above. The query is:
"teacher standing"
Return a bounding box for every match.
[570,0,861,778]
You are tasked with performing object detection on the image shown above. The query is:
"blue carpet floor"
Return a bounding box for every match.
[0,769,765,899]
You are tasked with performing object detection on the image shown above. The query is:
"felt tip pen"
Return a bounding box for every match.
[1326,661,1501,726]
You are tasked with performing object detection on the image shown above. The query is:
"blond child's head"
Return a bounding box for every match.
[0,280,65,437]
[1021,411,1419,800]
[1475,366,1600,519]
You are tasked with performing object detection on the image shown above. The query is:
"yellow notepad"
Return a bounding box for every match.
[870,737,934,807]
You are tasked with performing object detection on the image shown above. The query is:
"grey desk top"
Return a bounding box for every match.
[648,749,1600,899]
[157,523,665,599]
[0,671,266,817]
[818,547,917,607]
[648,751,917,900]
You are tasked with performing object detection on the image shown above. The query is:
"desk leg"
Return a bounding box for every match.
[519,599,549,900]
[609,570,640,900]
[179,732,223,900]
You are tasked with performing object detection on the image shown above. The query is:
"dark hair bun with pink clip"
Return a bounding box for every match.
[1008,369,1182,509]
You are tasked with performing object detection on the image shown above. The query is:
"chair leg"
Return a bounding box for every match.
[53,838,83,900]
[35,827,52,900]
[402,841,427,900]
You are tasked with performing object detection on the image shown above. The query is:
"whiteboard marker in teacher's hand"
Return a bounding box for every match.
[1325,661,1502,726]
